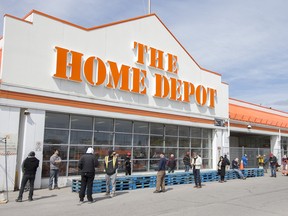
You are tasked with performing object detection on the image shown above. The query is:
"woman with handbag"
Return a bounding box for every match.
[217,156,226,183]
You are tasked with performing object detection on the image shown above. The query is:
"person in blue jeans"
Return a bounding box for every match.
[231,158,246,180]
[191,152,202,188]
[49,149,61,190]
[241,154,248,168]
[183,152,191,172]
[269,153,277,177]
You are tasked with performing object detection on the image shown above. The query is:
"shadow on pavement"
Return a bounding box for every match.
[33,194,57,201]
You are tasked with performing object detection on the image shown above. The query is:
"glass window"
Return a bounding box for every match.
[43,145,68,160]
[71,115,93,130]
[150,160,159,171]
[42,161,67,177]
[179,148,190,161]
[70,131,93,145]
[203,129,211,138]
[150,123,164,135]
[202,149,212,159]
[44,129,69,144]
[94,146,111,159]
[191,127,201,138]
[95,160,105,174]
[134,121,149,134]
[165,136,178,147]
[94,132,113,145]
[191,138,201,148]
[95,117,113,132]
[150,147,164,159]
[165,148,177,157]
[133,147,148,159]
[115,133,132,146]
[45,112,69,129]
[69,146,91,160]
[133,135,149,146]
[68,161,80,176]
[115,119,132,133]
[202,159,212,169]
[150,135,164,147]
[202,139,211,148]
[113,146,132,160]
[133,160,148,172]
[165,125,178,136]
[179,126,189,137]
[179,137,190,147]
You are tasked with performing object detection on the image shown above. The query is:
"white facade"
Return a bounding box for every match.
[0,10,253,191]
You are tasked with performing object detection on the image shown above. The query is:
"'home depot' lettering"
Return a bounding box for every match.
[53,42,217,108]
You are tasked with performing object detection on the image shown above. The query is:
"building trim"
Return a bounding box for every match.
[0,89,214,125]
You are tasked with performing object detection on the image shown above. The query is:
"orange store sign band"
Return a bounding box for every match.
[53,41,217,108]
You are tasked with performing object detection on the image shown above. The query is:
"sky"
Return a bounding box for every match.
[1,0,288,112]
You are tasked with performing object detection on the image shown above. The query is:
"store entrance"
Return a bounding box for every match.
[228,132,271,168]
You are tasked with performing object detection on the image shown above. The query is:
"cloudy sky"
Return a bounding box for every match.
[1,0,288,111]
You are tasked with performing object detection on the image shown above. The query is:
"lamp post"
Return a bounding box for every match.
[0,136,9,203]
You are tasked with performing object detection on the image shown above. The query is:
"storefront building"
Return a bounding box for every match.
[0,10,287,190]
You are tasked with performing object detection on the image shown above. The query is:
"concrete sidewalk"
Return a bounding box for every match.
[0,173,287,216]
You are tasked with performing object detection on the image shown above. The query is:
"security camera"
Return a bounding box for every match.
[24,109,30,115]
[247,124,252,129]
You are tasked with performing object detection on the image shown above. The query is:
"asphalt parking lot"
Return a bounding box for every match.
[0,172,287,216]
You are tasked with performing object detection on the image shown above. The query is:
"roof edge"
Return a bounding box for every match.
[230,97,288,115]
[5,9,222,78]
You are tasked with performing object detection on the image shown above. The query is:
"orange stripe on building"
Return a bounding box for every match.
[230,103,288,129]
[0,90,214,125]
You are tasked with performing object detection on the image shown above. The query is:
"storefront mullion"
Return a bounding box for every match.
[66,114,72,177]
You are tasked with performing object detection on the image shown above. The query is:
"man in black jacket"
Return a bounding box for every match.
[16,151,39,202]
[78,147,99,203]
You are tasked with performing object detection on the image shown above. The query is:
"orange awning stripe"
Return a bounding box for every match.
[229,104,288,128]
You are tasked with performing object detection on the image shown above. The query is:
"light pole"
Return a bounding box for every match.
[0,136,9,203]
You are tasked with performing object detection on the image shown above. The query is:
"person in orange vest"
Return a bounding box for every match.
[104,150,118,197]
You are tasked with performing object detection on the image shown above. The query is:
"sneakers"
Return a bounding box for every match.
[111,193,116,197]
[54,186,60,190]
[15,198,22,202]
[28,197,33,201]
[153,190,160,193]
[48,187,52,190]
[105,192,110,195]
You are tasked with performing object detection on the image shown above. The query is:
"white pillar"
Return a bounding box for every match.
[0,106,20,191]
[271,135,281,163]
[17,109,45,189]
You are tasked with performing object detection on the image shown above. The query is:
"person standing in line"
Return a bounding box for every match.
[231,158,246,180]
[191,151,202,188]
[281,155,287,172]
[269,153,277,177]
[16,151,39,202]
[241,154,248,168]
[217,156,226,183]
[153,152,167,193]
[167,154,177,173]
[78,147,98,203]
[124,152,132,176]
[49,149,61,190]
[257,154,265,169]
[183,152,191,172]
[104,150,119,197]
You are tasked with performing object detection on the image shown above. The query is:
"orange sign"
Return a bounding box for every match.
[53,41,217,108]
